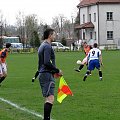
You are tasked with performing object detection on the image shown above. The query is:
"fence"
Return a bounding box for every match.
[102,44,118,50]
[10,48,37,53]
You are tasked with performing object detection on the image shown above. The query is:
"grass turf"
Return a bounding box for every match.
[0,51,120,120]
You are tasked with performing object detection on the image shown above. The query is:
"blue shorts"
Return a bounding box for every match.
[39,72,55,97]
[88,59,100,71]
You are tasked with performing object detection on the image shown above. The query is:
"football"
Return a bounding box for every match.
[76,60,81,65]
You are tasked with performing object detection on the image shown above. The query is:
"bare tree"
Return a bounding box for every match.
[0,11,4,48]
[16,11,25,46]
[51,16,60,40]
[51,15,73,40]
[25,14,39,47]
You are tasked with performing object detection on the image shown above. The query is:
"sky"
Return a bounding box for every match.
[0,0,80,25]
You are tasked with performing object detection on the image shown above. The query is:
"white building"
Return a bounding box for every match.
[76,0,120,49]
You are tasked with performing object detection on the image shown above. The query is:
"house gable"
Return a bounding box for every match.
[77,0,120,8]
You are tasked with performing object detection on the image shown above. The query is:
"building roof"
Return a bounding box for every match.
[77,0,120,7]
[75,22,94,29]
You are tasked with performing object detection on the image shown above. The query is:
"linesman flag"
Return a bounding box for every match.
[57,76,73,103]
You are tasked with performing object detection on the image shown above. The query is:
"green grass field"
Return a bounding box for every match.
[0,51,120,120]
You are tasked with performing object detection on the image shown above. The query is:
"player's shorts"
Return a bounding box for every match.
[88,59,100,71]
[39,72,55,97]
[0,63,7,75]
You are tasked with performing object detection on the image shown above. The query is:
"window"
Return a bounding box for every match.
[58,43,63,47]
[107,12,113,20]
[107,31,113,40]
[90,32,92,39]
[94,13,96,22]
[83,14,85,23]
[51,43,57,46]
[89,14,91,22]
[94,32,96,40]
[83,32,85,40]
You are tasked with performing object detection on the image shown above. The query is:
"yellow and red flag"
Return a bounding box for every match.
[57,76,73,103]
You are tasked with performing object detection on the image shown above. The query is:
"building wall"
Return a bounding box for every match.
[79,3,120,47]
[86,5,98,44]
[80,5,99,44]
[99,4,120,46]
[80,7,87,40]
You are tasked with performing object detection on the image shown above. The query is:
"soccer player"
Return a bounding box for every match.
[0,43,11,85]
[38,28,62,120]
[75,42,92,72]
[83,43,103,81]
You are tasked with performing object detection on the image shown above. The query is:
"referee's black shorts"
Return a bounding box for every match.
[39,72,55,97]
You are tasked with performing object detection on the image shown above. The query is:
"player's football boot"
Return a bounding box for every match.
[74,68,80,72]
[83,76,87,81]
[99,77,102,80]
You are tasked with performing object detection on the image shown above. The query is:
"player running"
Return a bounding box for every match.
[83,43,103,81]
[0,43,11,86]
[75,42,92,72]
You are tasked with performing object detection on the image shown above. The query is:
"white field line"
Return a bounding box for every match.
[0,97,52,120]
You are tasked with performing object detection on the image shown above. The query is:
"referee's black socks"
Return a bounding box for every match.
[44,102,53,120]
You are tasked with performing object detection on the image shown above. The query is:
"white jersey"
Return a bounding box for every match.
[0,63,7,76]
[88,48,101,61]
